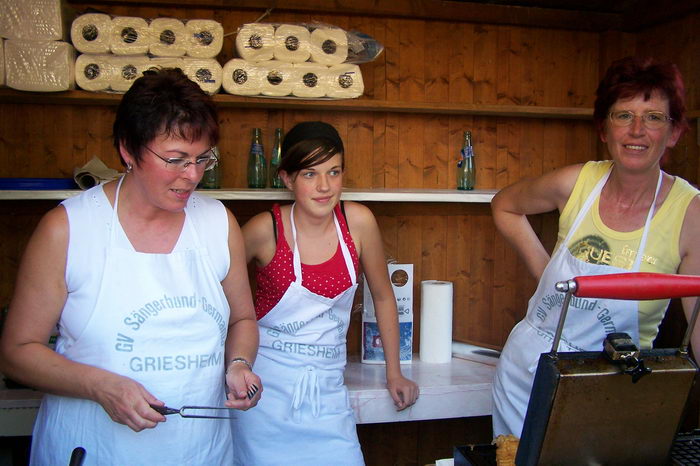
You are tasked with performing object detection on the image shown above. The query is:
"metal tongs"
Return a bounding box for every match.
[150,383,259,419]
[150,404,236,419]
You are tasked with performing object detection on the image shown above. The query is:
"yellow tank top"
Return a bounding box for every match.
[556,160,699,348]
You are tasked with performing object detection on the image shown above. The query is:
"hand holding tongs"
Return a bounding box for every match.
[150,383,259,419]
[150,404,236,419]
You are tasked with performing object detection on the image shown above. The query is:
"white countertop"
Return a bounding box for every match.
[346,348,498,424]
[0,345,498,434]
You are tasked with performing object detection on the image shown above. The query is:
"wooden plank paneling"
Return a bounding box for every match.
[448,22,475,104]
[6,3,695,352]
[473,25,498,105]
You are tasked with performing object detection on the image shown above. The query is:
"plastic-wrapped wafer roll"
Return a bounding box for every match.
[185,19,223,58]
[325,64,363,98]
[109,55,151,92]
[71,13,112,54]
[258,60,295,97]
[273,24,311,63]
[235,23,275,61]
[75,53,113,92]
[110,16,151,55]
[309,26,348,65]
[291,62,329,98]
[182,57,222,95]
[149,18,188,57]
[222,58,264,96]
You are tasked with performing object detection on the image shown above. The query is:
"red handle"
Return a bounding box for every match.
[572,273,700,300]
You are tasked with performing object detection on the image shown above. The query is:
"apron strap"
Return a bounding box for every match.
[559,166,662,272]
[632,171,662,270]
[289,203,357,286]
[110,174,201,251]
[110,175,126,245]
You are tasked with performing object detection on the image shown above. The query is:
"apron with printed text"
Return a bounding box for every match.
[492,168,662,437]
[231,203,364,466]
[30,177,233,466]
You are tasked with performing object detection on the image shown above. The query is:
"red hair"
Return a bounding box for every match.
[593,56,688,136]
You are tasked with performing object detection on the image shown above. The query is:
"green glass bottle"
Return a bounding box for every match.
[269,128,284,188]
[457,131,475,190]
[198,146,220,189]
[247,128,267,188]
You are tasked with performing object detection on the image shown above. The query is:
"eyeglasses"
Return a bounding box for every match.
[145,146,219,172]
[608,110,673,130]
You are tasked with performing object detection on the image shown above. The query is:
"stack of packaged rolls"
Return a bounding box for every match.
[0,0,76,92]
[71,12,224,94]
[223,22,381,99]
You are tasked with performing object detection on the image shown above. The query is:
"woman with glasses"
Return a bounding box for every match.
[231,121,418,465]
[0,68,261,465]
[491,56,700,438]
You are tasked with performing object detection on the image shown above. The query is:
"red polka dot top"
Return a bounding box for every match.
[254,203,360,320]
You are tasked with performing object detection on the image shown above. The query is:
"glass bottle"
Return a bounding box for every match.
[198,146,221,189]
[269,128,284,188]
[457,131,475,190]
[247,128,267,188]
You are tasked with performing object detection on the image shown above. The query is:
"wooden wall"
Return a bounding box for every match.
[0,3,697,354]
[1,3,698,465]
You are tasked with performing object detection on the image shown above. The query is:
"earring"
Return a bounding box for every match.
[126,163,133,173]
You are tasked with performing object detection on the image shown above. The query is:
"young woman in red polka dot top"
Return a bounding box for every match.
[233,121,418,465]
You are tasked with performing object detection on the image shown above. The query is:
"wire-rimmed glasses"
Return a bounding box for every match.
[145,146,219,172]
[608,110,673,130]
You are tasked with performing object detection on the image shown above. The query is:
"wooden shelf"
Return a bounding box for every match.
[0,88,592,119]
[0,188,496,203]
[3,89,696,120]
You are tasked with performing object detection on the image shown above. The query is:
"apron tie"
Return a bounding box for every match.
[290,365,321,423]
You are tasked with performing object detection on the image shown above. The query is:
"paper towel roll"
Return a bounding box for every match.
[0,40,5,87]
[146,57,183,73]
[71,13,112,54]
[5,39,75,92]
[419,280,453,363]
[109,55,150,92]
[110,16,151,55]
[259,60,295,97]
[325,64,364,98]
[185,19,223,59]
[309,27,348,65]
[149,18,188,57]
[182,57,222,95]
[222,58,263,96]
[1,0,68,40]
[273,24,311,64]
[291,62,329,98]
[235,23,275,62]
[75,53,113,92]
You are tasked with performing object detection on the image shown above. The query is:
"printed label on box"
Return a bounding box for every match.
[362,321,413,363]
[361,263,413,364]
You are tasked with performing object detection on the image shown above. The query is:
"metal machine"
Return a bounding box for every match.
[516,272,700,466]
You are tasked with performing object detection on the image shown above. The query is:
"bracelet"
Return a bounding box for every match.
[226,357,253,373]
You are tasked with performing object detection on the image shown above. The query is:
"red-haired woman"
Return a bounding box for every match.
[491,56,700,437]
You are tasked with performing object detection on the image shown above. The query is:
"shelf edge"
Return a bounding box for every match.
[0,189,496,203]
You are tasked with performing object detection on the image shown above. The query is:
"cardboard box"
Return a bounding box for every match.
[362,263,413,364]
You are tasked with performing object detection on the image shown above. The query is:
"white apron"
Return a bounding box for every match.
[31,177,234,466]
[231,203,364,466]
[492,168,662,437]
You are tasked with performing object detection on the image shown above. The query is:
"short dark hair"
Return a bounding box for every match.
[593,56,687,136]
[279,121,344,175]
[112,68,219,167]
